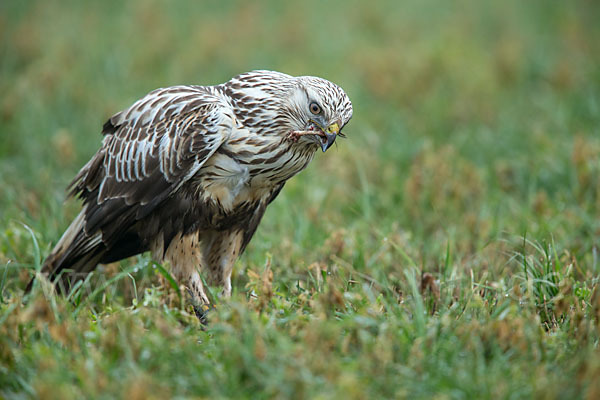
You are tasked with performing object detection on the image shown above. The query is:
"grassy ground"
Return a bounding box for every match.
[1,0,600,398]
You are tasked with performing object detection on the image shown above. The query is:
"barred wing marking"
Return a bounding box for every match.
[70,86,234,235]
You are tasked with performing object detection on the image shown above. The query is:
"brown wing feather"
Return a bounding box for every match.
[40,87,234,286]
[71,87,233,238]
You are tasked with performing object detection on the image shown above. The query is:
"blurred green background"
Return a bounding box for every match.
[2,0,598,256]
[1,0,600,398]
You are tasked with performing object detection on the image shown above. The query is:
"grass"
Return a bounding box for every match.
[1,0,600,398]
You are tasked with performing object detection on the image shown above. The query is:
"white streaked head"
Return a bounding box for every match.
[225,70,353,152]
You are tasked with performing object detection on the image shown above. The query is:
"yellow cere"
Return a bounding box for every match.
[326,123,339,134]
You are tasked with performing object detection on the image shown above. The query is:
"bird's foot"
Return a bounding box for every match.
[192,303,211,325]
[187,288,213,325]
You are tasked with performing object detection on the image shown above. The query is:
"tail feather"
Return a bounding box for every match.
[27,210,107,293]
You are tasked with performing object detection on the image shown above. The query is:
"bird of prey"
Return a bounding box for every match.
[31,70,353,320]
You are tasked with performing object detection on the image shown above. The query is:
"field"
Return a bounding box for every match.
[1,0,599,398]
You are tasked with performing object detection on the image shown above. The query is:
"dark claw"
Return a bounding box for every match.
[187,288,211,325]
[193,303,210,325]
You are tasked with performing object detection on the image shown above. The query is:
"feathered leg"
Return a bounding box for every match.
[156,232,211,322]
[200,229,244,298]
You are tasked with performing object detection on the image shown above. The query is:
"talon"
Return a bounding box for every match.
[187,287,212,325]
[193,304,211,325]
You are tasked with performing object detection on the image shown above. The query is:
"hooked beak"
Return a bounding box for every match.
[320,122,339,152]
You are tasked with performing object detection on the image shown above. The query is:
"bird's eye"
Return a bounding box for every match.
[309,102,322,115]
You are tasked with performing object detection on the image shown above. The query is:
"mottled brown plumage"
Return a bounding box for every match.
[31,70,353,318]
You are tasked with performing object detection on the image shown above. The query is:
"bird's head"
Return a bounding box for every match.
[287,75,353,152]
[226,70,353,152]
